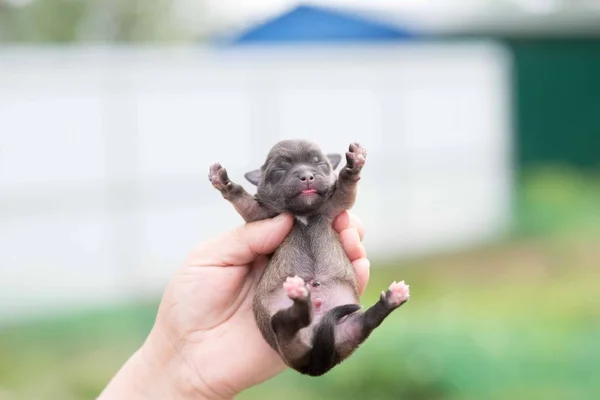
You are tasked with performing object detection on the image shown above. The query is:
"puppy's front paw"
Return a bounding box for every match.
[345,142,367,175]
[209,162,232,192]
[283,276,309,300]
[381,280,410,308]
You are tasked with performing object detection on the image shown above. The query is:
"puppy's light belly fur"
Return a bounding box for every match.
[269,284,355,315]
[268,283,358,347]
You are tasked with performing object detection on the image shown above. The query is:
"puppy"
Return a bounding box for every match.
[208,139,410,376]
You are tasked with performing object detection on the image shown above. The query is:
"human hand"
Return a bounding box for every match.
[99,211,369,400]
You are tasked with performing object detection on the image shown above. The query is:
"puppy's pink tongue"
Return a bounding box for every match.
[302,189,317,194]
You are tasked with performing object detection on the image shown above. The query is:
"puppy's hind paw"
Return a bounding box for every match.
[283,276,309,300]
[381,280,410,308]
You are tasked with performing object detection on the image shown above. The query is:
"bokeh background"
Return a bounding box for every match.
[1,1,599,399]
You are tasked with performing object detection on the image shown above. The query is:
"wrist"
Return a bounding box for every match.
[97,345,194,400]
[99,329,230,400]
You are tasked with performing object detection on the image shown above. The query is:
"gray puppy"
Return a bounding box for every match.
[208,139,410,376]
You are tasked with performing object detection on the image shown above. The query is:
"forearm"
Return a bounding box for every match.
[98,347,189,400]
[325,143,366,218]
[227,187,275,223]
[98,334,228,400]
[98,347,162,400]
[209,163,274,223]
[325,173,360,218]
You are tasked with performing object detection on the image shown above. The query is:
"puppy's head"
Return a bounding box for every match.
[245,140,341,215]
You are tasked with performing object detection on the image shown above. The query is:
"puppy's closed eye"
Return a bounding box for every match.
[270,169,286,182]
[317,161,330,170]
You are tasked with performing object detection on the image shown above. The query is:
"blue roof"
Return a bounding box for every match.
[225,5,416,45]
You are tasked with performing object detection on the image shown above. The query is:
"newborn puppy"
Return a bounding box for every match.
[208,139,410,376]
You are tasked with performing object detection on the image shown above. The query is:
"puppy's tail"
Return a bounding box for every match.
[296,303,361,376]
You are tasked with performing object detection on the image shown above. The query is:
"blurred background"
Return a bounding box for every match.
[0,0,599,399]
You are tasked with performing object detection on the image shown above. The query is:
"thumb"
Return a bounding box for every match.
[188,213,294,267]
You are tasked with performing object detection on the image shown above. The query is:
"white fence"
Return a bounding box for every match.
[0,42,512,321]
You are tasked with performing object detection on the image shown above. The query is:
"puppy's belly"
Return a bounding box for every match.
[270,283,356,314]
[268,283,358,345]
[309,284,357,315]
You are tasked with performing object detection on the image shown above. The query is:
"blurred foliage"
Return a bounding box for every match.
[513,166,600,237]
[0,166,599,400]
[0,0,201,42]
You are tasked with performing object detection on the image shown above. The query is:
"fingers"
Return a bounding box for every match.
[188,213,294,267]
[353,258,370,296]
[237,214,294,256]
[332,210,365,241]
[189,210,370,295]
[337,221,370,295]
[338,227,366,262]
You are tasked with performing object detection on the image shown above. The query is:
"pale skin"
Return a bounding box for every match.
[99,210,369,400]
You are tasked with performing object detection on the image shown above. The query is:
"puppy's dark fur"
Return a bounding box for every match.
[209,139,410,376]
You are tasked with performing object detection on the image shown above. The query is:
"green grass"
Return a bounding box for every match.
[512,166,600,237]
[239,232,600,400]
[1,166,599,400]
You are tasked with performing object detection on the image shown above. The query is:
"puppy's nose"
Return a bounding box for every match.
[298,171,315,182]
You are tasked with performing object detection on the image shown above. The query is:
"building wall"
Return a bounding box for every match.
[0,43,512,321]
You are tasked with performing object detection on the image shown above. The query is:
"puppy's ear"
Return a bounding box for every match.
[326,154,342,169]
[244,169,261,186]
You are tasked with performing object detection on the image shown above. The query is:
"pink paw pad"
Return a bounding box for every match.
[345,142,367,172]
[208,162,231,191]
[385,280,410,306]
[283,276,309,300]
